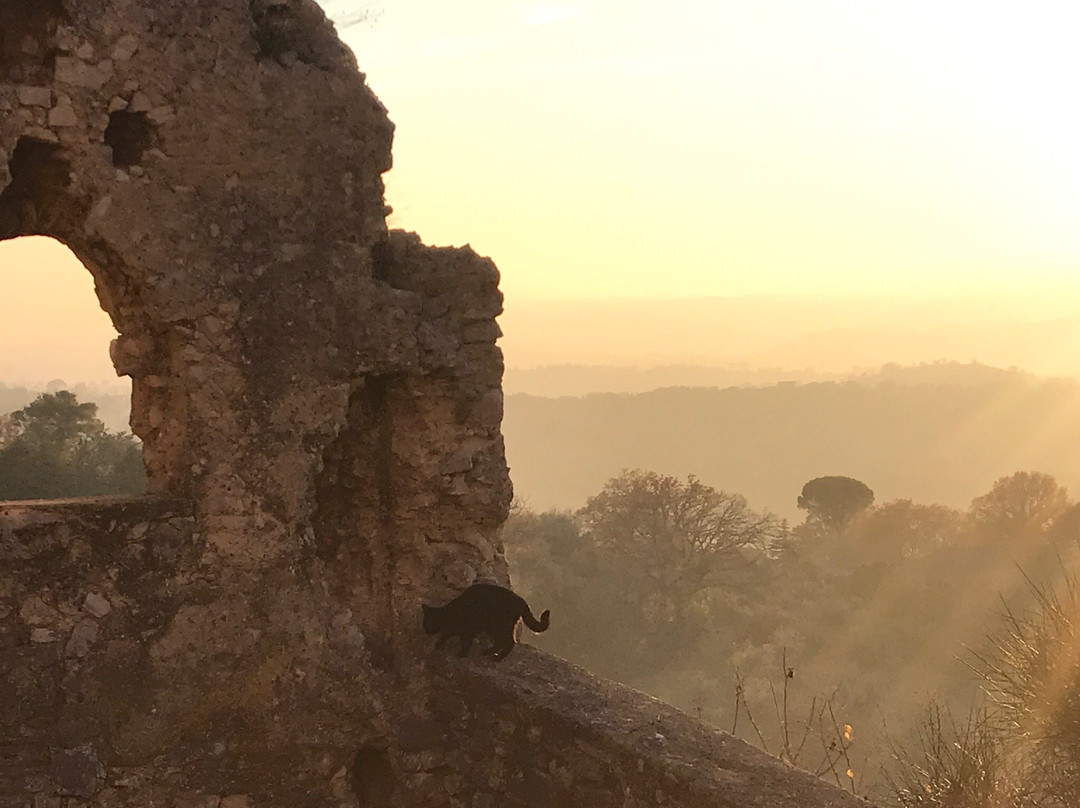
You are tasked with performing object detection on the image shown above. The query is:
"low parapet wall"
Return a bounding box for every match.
[1,498,870,807]
[0,496,199,802]
[432,648,870,808]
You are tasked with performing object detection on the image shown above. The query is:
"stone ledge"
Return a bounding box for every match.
[0,494,193,523]
[435,646,873,807]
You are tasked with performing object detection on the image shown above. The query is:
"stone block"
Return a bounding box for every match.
[64,618,98,658]
[83,592,111,618]
[16,86,51,107]
[47,98,78,127]
[54,56,113,89]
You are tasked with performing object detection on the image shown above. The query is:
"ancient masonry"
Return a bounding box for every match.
[0,2,869,806]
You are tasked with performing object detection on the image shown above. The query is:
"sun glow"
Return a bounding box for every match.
[333,0,1080,303]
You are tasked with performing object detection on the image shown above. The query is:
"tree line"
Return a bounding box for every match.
[0,390,144,500]
[503,468,1080,804]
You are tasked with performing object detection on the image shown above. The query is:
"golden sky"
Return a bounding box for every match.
[332,0,1080,300]
[3,2,1080,383]
[0,237,120,386]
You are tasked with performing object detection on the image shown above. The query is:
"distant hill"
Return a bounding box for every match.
[502,366,1080,519]
[851,360,1040,386]
[504,360,1041,397]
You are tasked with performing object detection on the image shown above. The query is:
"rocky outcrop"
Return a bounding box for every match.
[1,2,872,806]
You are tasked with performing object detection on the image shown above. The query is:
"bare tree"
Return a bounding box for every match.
[577,469,787,611]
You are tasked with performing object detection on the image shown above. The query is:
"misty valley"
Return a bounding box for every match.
[499,362,1080,804]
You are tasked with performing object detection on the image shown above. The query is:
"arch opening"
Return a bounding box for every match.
[0,133,182,498]
[0,235,143,502]
[0,136,77,240]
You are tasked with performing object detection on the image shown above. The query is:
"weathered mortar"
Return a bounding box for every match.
[1,2,873,805]
[0,496,399,804]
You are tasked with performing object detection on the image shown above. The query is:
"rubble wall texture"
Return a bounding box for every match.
[1,2,872,806]
[1,499,870,807]
[0,0,510,584]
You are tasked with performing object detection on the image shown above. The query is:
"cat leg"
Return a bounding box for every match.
[483,627,511,655]
[492,640,515,660]
[457,633,476,657]
[491,624,516,659]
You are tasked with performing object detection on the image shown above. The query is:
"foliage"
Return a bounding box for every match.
[844,499,964,563]
[502,507,614,667]
[12,389,100,448]
[578,469,787,598]
[968,471,1070,545]
[885,565,1080,808]
[577,470,786,661]
[504,506,590,591]
[505,470,786,678]
[505,466,1080,800]
[797,476,875,533]
[732,650,862,795]
[970,572,1080,806]
[0,391,144,500]
[886,703,1036,808]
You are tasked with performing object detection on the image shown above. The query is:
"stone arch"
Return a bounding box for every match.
[0,0,508,609]
[0,134,179,494]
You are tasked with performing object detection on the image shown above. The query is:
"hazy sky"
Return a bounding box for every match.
[0,237,120,386]
[2,1,1079,383]
[329,0,1080,300]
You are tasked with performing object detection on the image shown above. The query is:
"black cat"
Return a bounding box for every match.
[422,583,550,660]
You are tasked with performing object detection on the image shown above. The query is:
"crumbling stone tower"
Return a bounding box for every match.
[0,2,870,806]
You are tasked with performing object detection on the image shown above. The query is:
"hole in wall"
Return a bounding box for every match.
[351,747,395,807]
[8,135,70,190]
[0,136,76,240]
[251,1,301,60]
[371,238,393,283]
[0,236,143,501]
[104,111,156,168]
[0,0,63,83]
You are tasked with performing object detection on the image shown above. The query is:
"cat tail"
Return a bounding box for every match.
[521,606,550,633]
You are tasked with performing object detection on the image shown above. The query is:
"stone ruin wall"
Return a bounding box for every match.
[1,498,869,807]
[0,2,872,806]
[0,0,509,597]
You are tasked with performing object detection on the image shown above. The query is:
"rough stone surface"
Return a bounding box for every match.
[16,85,52,107]
[0,2,873,806]
[83,591,112,618]
[1,498,871,807]
[435,648,871,807]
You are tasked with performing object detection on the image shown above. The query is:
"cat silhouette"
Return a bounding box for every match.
[423,583,550,660]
